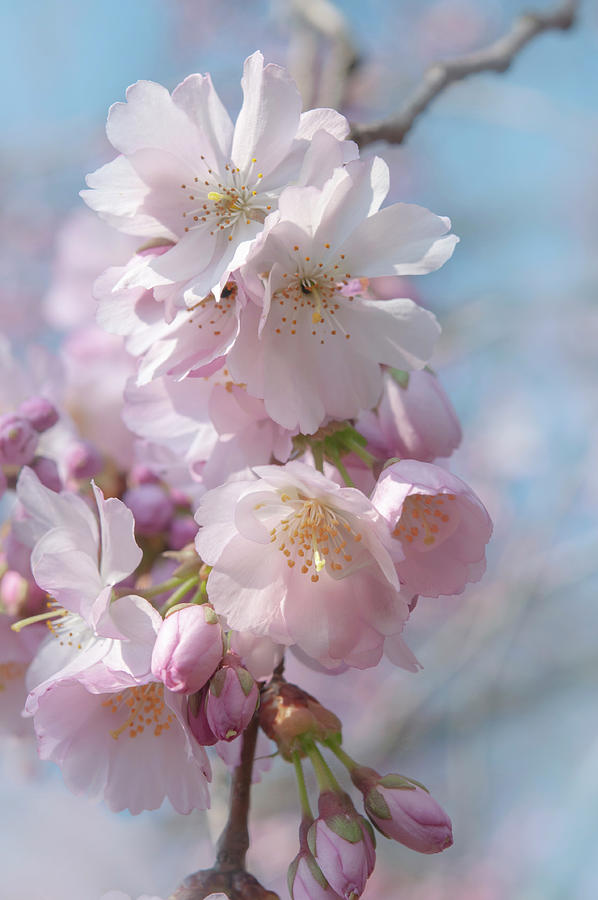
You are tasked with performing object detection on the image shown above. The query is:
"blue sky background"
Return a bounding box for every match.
[1,2,598,898]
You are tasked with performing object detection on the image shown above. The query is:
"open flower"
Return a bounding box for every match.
[371,459,492,597]
[195,461,418,670]
[82,52,350,305]
[230,156,455,433]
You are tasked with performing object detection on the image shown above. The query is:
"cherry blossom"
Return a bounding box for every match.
[230,156,456,432]
[82,52,350,305]
[195,461,418,670]
[371,459,493,597]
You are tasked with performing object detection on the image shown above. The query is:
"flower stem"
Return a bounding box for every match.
[303,740,343,793]
[134,575,188,599]
[160,575,200,614]
[344,436,376,468]
[325,739,359,773]
[328,448,355,488]
[215,711,259,871]
[312,443,325,474]
[292,751,313,819]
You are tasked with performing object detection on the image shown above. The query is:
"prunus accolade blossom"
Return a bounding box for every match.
[195,461,419,671]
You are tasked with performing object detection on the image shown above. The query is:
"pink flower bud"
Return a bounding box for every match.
[65,439,103,479]
[151,604,224,694]
[357,369,461,464]
[308,792,375,899]
[123,484,174,536]
[30,456,62,492]
[168,515,199,550]
[0,414,38,466]
[288,851,343,900]
[205,652,259,742]
[18,395,59,433]
[352,767,453,854]
[0,569,46,617]
[187,685,218,746]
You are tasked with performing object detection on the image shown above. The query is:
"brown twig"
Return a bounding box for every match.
[350,0,579,147]
[168,713,279,900]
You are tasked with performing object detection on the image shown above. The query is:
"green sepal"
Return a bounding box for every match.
[287,856,299,897]
[365,788,392,821]
[379,773,424,791]
[236,666,256,697]
[307,824,318,857]
[203,605,219,625]
[326,814,363,844]
[209,668,226,698]
[361,816,376,848]
[389,368,410,388]
[306,853,329,889]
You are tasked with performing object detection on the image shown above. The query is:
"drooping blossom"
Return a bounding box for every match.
[30,664,211,814]
[356,368,462,463]
[123,368,295,492]
[195,461,418,670]
[82,52,351,305]
[230,156,455,432]
[308,792,376,899]
[371,459,492,597]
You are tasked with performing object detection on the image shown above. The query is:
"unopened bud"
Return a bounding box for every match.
[168,515,199,550]
[260,680,341,760]
[308,792,375,899]
[65,439,103,479]
[151,603,224,694]
[30,456,62,492]
[18,396,59,433]
[0,414,38,466]
[205,652,259,742]
[187,685,218,746]
[351,766,453,854]
[123,484,174,536]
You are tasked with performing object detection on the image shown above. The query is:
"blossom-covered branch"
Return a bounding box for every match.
[350,0,579,148]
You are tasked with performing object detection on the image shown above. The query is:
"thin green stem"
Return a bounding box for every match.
[312,443,325,474]
[133,575,188,599]
[159,575,200,615]
[344,437,376,468]
[325,739,359,773]
[292,752,312,819]
[329,448,355,488]
[303,740,342,794]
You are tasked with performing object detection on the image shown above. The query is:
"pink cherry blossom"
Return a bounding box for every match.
[371,459,492,597]
[230,156,455,432]
[82,52,350,304]
[30,668,211,814]
[195,461,418,670]
[123,368,294,492]
[356,369,462,463]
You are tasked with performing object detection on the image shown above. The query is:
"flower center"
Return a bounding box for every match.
[180,159,270,240]
[393,493,459,553]
[268,495,363,582]
[270,247,355,344]
[102,682,174,741]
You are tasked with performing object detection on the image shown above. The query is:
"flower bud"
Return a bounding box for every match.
[65,439,103,479]
[260,679,341,760]
[0,414,38,466]
[187,685,218,746]
[18,395,59,433]
[30,456,62,492]
[351,766,453,854]
[288,851,342,900]
[168,515,199,550]
[123,484,174,536]
[205,652,259,742]
[151,603,224,694]
[308,792,375,899]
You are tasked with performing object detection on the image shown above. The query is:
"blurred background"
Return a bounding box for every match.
[1,0,597,897]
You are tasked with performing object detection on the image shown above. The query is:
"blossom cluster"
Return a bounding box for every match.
[0,52,492,899]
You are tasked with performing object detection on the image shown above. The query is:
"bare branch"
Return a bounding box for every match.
[350,0,579,147]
